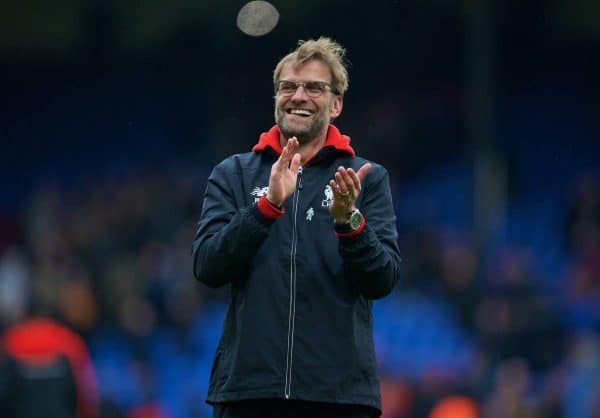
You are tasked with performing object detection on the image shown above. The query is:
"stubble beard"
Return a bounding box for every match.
[275,106,328,145]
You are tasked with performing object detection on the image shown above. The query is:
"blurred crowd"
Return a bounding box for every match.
[380,167,600,418]
[0,149,598,418]
[0,162,213,417]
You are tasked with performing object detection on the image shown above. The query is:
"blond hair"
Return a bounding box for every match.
[273,37,349,96]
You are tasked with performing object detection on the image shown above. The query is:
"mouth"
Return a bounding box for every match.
[285,108,314,118]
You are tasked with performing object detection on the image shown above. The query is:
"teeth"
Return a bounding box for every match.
[290,109,312,116]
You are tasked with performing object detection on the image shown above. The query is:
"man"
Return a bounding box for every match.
[1,315,99,418]
[192,37,401,418]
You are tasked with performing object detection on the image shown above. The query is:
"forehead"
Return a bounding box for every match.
[280,59,332,82]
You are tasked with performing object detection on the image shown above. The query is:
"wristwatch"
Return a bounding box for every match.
[334,209,363,233]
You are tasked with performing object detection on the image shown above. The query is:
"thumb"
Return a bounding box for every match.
[289,153,301,173]
[357,162,371,182]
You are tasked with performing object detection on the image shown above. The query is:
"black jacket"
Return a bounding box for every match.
[192,125,401,413]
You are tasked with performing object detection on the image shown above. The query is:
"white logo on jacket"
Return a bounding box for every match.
[306,207,314,221]
[321,185,333,207]
[251,186,269,203]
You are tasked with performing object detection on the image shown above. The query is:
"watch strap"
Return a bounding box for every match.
[334,209,365,237]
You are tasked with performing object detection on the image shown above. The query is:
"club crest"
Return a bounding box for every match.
[251,186,269,203]
[322,185,333,207]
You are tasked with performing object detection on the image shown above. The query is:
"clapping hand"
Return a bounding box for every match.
[266,137,301,207]
[328,163,371,222]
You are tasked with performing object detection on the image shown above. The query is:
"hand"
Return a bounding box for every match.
[266,137,301,207]
[328,163,371,222]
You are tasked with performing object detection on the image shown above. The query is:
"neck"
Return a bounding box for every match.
[279,128,328,164]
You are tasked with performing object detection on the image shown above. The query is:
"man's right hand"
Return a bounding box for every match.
[266,137,301,207]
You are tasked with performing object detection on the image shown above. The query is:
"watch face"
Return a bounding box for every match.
[348,210,362,230]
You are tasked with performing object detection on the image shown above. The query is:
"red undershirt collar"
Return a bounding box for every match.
[252,124,355,157]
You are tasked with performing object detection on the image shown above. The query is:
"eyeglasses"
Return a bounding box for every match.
[276,80,339,98]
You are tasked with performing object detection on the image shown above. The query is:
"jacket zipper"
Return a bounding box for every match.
[284,166,302,399]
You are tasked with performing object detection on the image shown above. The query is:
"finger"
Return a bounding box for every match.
[329,180,338,202]
[329,180,342,202]
[347,168,361,192]
[283,138,299,167]
[335,172,350,196]
[337,167,356,196]
[277,138,293,168]
[274,154,285,172]
[286,137,298,154]
[285,138,295,155]
[356,163,372,182]
[329,179,340,197]
[289,153,301,173]
[278,142,288,160]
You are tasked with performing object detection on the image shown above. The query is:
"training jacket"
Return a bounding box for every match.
[192,124,401,413]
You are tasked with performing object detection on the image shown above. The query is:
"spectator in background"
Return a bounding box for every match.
[428,395,478,418]
[562,333,600,418]
[1,301,100,418]
[126,402,172,418]
[379,376,413,418]
[475,248,563,370]
[0,246,30,328]
[192,37,401,418]
[99,399,126,418]
[438,239,480,330]
[0,344,14,417]
[481,357,536,418]
[565,173,600,256]
[564,174,600,328]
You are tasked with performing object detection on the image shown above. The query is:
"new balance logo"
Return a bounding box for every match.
[306,207,314,221]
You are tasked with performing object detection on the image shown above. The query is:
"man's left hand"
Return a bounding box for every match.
[328,163,371,222]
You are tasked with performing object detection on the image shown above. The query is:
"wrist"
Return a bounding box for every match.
[265,193,283,208]
[333,206,357,224]
[257,195,285,219]
[334,208,363,234]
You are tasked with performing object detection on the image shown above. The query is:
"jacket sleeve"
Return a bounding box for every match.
[338,166,401,299]
[192,159,276,288]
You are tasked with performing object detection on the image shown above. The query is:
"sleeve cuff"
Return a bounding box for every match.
[257,195,285,219]
[334,215,366,238]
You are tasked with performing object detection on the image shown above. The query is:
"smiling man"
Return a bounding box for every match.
[192,37,401,418]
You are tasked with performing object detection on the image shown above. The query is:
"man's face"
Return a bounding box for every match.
[274,59,342,144]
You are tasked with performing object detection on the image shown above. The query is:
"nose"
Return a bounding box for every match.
[290,84,309,101]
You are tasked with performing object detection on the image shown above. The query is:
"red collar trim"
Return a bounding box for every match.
[252,125,355,157]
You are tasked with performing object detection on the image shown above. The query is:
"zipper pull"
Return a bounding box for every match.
[297,166,304,190]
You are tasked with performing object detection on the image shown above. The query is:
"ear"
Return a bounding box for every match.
[329,95,343,120]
